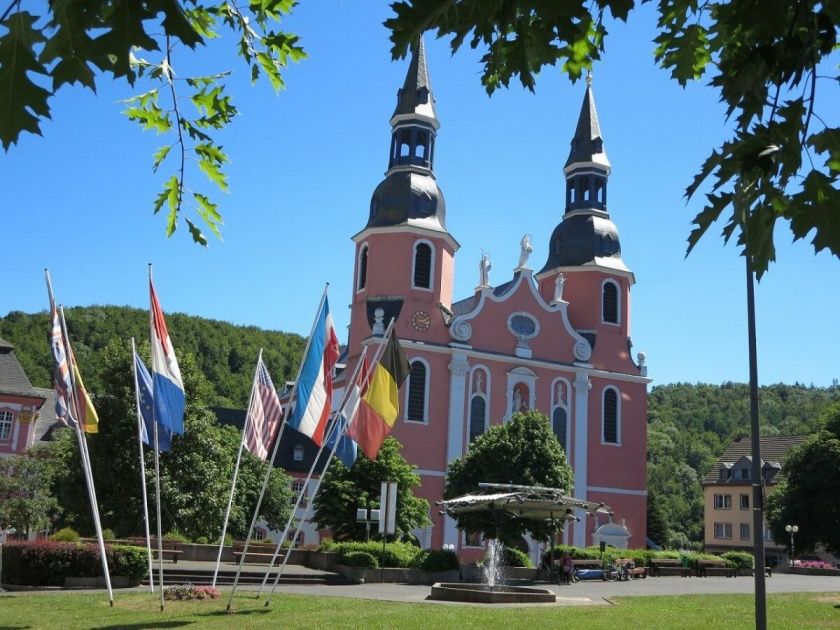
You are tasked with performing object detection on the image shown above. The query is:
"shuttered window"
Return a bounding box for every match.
[413,243,432,288]
[603,388,618,443]
[407,361,427,422]
[469,396,486,443]
[602,281,618,323]
[358,245,368,290]
[552,407,567,451]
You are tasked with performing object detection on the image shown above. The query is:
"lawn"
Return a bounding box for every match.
[1,591,838,629]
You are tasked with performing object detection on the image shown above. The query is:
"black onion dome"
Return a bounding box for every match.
[367,171,446,231]
[539,213,627,271]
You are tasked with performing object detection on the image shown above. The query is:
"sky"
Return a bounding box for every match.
[2,2,839,389]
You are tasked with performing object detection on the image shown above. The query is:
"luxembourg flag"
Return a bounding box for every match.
[150,278,186,436]
[287,295,340,446]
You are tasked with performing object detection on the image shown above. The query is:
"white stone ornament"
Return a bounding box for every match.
[553,273,567,302]
[478,251,492,288]
[516,234,533,270]
[372,307,385,336]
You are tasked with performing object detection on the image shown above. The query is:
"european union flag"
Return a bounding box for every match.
[134,351,171,452]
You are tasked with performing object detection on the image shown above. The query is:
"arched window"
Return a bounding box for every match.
[469,396,486,443]
[406,360,428,422]
[413,242,433,289]
[602,387,619,444]
[552,406,568,451]
[357,244,368,291]
[602,280,619,324]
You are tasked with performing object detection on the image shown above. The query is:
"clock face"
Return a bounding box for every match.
[411,310,432,332]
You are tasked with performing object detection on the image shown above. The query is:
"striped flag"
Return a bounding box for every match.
[68,348,99,434]
[287,296,340,446]
[48,300,73,427]
[347,331,410,459]
[244,357,283,461]
[150,278,185,435]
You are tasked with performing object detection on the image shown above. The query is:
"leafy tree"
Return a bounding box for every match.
[646,489,669,548]
[387,1,840,276]
[47,337,292,540]
[0,0,305,243]
[443,411,573,546]
[312,436,430,541]
[0,446,60,536]
[766,404,840,554]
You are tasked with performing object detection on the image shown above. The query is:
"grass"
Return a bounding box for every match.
[0,591,838,629]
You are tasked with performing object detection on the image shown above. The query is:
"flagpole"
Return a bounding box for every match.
[263,321,396,605]
[256,343,373,596]
[212,349,263,587]
[225,283,330,612]
[58,305,114,607]
[149,264,166,611]
[130,338,155,593]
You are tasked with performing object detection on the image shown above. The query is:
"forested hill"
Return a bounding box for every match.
[0,307,305,408]
[647,382,840,547]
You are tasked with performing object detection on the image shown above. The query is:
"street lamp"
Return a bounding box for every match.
[785,524,799,566]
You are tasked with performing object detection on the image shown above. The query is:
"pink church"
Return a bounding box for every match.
[340,41,649,554]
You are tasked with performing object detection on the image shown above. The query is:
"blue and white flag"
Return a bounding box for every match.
[325,415,358,469]
[287,295,340,446]
[134,351,171,452]
[149,278,185,435]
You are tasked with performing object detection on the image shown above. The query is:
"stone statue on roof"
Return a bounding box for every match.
[517,234,533,270]
[479,251,491,288]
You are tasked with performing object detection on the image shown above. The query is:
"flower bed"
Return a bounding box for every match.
[164,584,220,601]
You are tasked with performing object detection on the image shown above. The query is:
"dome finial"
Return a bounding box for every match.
[586,71,592,87]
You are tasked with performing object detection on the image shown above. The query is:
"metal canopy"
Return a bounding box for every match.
[438,483,613,522]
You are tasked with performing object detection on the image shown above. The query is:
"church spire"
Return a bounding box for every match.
[564,74,610,214]
[392,37,438,126]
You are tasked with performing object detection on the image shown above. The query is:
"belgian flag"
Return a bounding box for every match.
[347,330,411,459]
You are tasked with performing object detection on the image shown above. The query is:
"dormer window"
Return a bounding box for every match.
[293,445,304,462]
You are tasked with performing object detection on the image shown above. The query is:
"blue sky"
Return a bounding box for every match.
[2,1,838,388]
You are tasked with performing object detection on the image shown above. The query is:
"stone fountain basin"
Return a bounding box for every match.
[429,582,556,604]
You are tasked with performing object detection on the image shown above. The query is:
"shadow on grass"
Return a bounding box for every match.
[0,626,32,629]
[197,607,271,618]
[91,623,193,629]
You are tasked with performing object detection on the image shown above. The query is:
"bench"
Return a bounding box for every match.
[233,542,285,566]
[650,558,691,577]
[697,559,736,577]
[127,537,183,564]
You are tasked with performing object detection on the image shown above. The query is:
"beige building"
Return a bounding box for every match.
[702,435,805,565]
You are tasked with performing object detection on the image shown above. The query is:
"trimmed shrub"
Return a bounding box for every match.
[194,536,210,545]
[51,527,80,542]
[318,538,337,552]
[0,541,148,586]
[163,531,190,543]
[416,549,459,572]
[722,551,755,569]
[332,541,421,568]
[342,551,379,569]
[503,547,533,568]
[101,529,117,541]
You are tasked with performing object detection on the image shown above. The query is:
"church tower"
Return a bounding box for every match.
[348,38,458,357]
[536,76,639,374]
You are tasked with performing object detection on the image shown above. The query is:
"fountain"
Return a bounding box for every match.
[428,483,612,605]
[430,539,556,603]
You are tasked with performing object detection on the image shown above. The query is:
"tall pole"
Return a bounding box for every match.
[149,264,166,611]
[225,284,329,612]
[130,338,155,593]
[256,344,372,597]
[58,305,114,606]
[746,251,767,630]
[212,349,263,587]
[263,322,395,606]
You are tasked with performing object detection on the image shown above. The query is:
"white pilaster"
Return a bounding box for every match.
[444,352,470,548]
[572,370,590,547]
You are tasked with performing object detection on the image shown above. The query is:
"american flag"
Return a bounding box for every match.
[244,357,283,461]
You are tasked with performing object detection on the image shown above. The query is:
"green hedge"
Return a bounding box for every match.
[502,547,533,568]
[543,545,725,568]
[332,541,422,568]
[1,541,148,586]
[411,549,460,572]
[721,551,754,569]
[342,551,379,569]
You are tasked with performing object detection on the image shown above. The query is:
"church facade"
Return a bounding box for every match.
[339,41,650,554]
